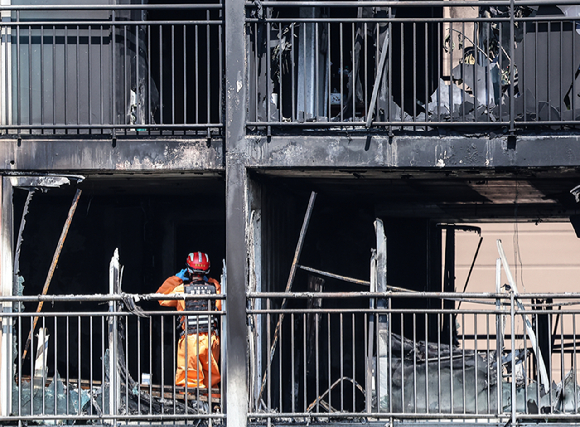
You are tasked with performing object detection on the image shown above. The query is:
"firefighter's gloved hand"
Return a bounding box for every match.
[176,269,189,281]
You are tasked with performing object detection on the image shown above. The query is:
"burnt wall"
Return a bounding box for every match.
[13,177,225,383]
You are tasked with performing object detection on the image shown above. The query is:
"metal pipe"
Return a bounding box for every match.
[257,191,317,403]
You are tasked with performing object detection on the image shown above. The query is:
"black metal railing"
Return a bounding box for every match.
[248,291,580,423]
[246,0,580,132]
[0,3,223,137]
[0,293,225,424]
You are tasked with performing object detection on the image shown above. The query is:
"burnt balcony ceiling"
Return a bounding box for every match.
[254,168,580,221]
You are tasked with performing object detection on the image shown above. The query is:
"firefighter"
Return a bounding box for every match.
[156,252,221,389]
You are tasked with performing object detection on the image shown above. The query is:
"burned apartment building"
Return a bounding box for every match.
[2,0,580,426]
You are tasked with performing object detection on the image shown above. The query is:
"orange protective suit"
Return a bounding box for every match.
[157,275,222,388]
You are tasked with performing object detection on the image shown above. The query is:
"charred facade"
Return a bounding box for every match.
[2,1,580,427]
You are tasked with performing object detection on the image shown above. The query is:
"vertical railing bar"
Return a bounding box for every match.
[510,294,516,425]
[315,22,320,120]
[207,10,211,126]
[424,20,428,129]
[158,23,163,124]
[388,10,393,130]
[448,21,453,124]
[561,310,565,411]
[534,311,540,414]
[52,25,56,127]
[78,316,82,414]
[340,312,344,412]
[327,313,332,411]
[76,25,80,126]
[124,25,128,133]
[218,5,223,124]
[266,21,271,125]
[29,315,33,416]
[101,316,105,413]
[279,307,283,411]
[54,316,59,415]
[425,314,429,414]
[352,22,356,120]
[548,308,553,408]
[195,24,199,124]
[28,22,33,128]
[574,313,578,413]
[362,21,368,119]
[573,17,577,125]
[267,298,271,411]
[134,18,139,130]
[534,20,538,121]
[559,21,560,125]
[291,312,295,414]
[388,299,393,414]
[522,308,528,410]
[352,313,355,411]
[251,22,257,123]
[171,24,175,125]
[18,316,22,416]
[291,23,296,122]
[498,22,503,122]
[474,314,479,414]
[460,20,465,121]
[41,25,45,131]
[158,315,162,414]
[327,22,331,122]
[400,20,405,126]
[184,24,188,124]
[278,23,283,123]
[87,25,91,129]
[412,21,416,124]
[125,316,129,413]
[64,24,68,130]
[149,315,153,414]
[316,309,320,412]
[400,312,404,410]
[339,22,344,122]
[66,315,70,408]
[41,316,46,414]
[462,312,466,414]
[111,10,116,134]
[437,308,441,414]
[172,314,176,413]
[16,13,20,127]
[487,313,491,412]
[137,315,141,413]
[304,310,308,412]
[449,312,454,413]
[147,24,151,133]
[100,25,104,129]
[412,312,417,413]
[89,316,94,416]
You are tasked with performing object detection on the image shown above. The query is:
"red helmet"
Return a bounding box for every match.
[186,252,210,274]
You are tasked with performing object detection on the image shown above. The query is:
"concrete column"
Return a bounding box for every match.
[0,176,14,416]
[225,0,248,422]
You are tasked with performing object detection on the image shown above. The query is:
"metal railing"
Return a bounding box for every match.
[0,293,225,425]
[246,0,580,132]
[248,291,580,423]
[0,3,223,137]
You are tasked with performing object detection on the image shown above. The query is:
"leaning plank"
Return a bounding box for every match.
[496,239,550,394]
[22,189,82,361]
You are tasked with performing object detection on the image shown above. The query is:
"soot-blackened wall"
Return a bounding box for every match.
[13,177,225,383]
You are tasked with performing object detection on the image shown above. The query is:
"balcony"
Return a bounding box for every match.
[0,2,223,137]
[246,0,580,133]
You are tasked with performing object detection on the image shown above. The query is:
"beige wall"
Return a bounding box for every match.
[451,222,580,383]
[455,222,580,294]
